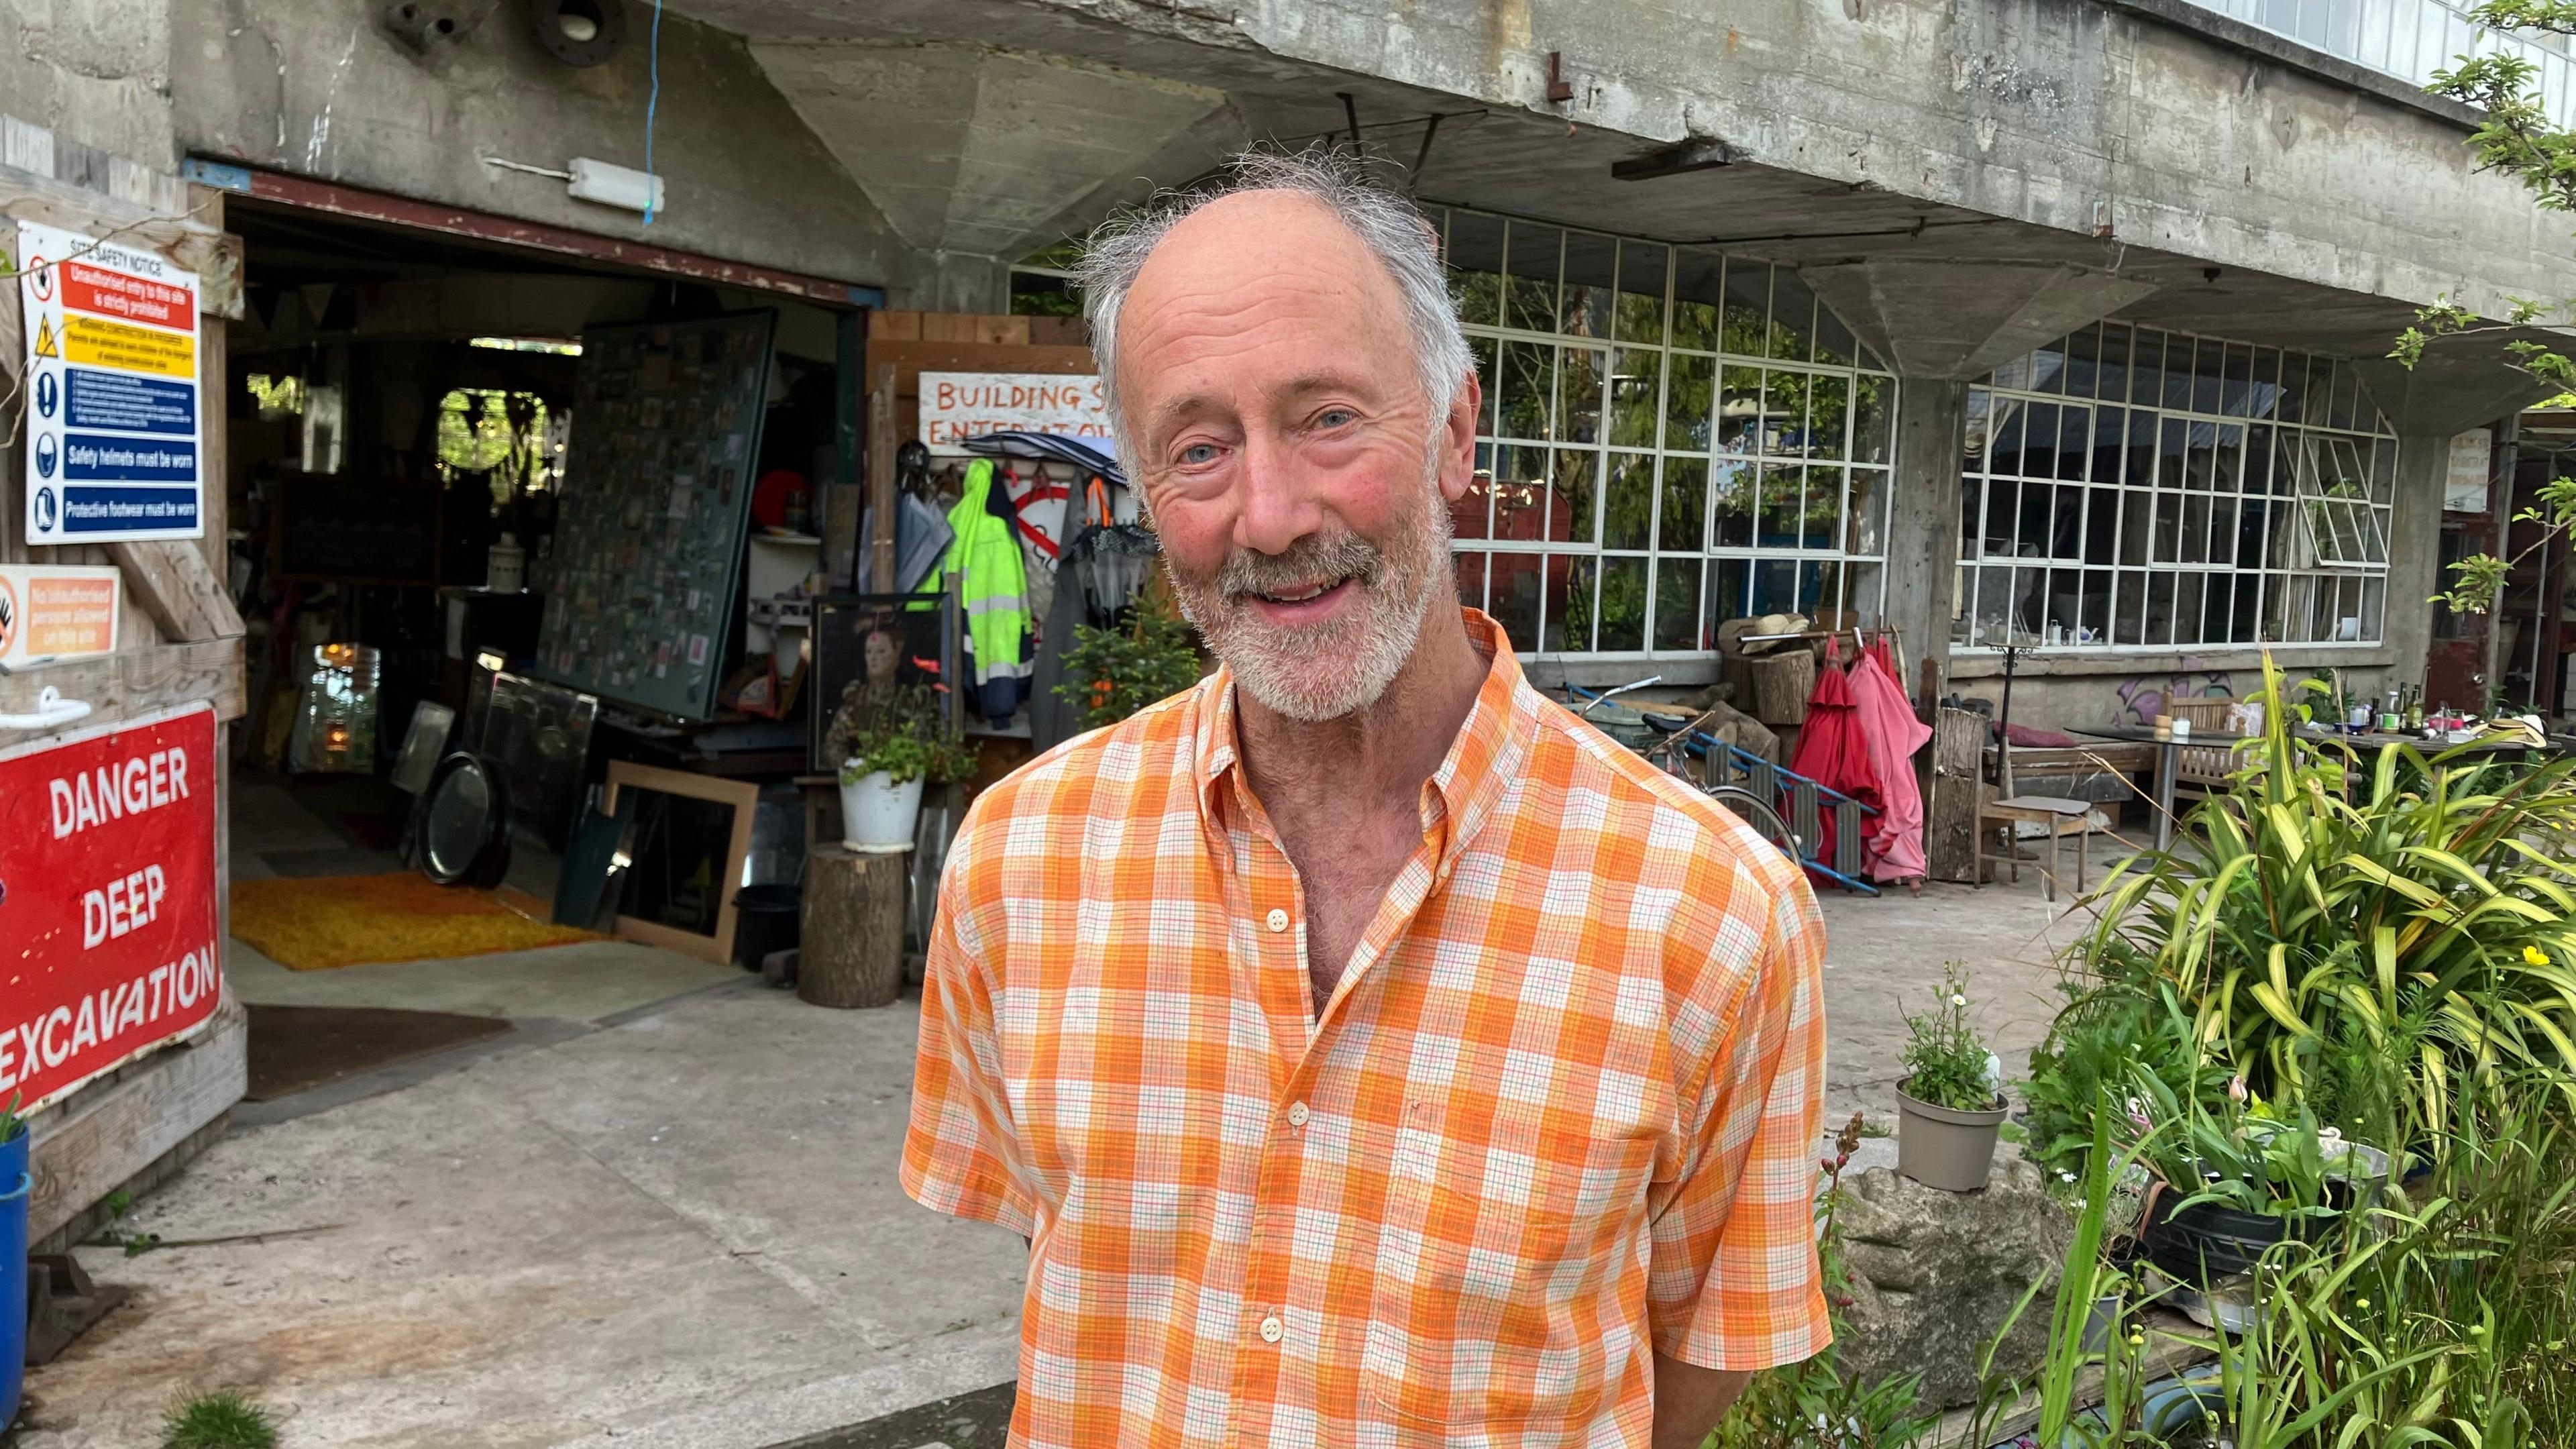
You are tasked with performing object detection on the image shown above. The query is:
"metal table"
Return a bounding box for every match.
[2063,724,2253,853]
[2068,724,2546,851]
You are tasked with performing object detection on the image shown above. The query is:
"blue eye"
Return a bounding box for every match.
[1318,409,1356,429]
[1181,443,1220,466]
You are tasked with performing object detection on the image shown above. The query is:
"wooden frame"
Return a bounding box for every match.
[600,761,760,965]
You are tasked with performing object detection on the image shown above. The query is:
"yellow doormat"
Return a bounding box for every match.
[232,872,598,971]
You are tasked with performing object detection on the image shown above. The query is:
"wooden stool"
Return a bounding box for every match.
[800,843,908,1008]
[1977,795,2092,902]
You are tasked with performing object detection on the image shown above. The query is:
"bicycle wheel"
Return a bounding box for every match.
[1707,784,1801,859]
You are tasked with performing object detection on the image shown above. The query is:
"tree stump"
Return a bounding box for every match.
[800,844,907,1008]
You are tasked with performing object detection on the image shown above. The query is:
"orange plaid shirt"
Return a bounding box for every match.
[904,609,1830,1447]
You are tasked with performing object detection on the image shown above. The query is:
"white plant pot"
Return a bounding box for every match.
[839,770,925,850]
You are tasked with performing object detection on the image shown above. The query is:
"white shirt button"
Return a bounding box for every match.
[1287,1102,1309,1127]
[1258,1314,1284,1344]
[1265,908,1289,933]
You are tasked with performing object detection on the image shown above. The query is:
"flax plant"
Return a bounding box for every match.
[2075,656,2576,1140]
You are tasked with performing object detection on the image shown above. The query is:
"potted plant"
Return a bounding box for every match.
[837,723,977,851]
[1895,963,2010,1191]
[1056,606,1203,731]
[2131,1081,2385,1323]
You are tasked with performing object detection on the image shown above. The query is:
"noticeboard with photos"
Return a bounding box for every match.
[536,311,777,720]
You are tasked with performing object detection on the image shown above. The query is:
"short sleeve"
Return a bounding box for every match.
[1646,867,1831,1372]
[901,839,1038,1237]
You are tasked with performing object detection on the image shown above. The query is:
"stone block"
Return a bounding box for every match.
[1831,1160,2074,1411]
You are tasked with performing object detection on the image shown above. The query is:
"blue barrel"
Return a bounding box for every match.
[0,1124,27,1432]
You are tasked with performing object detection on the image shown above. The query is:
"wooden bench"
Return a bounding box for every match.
[1978,794,2094,902]
[1986,741,2157,812]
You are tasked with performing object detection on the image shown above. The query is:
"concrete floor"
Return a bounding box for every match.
[20,789,2104,1448]
[18,984,1026,1449]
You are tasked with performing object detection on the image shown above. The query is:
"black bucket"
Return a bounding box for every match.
[732,885,802,971]
[2142,1188,2326,1284]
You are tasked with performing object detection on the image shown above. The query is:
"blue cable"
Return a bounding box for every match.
[641,0,665,224]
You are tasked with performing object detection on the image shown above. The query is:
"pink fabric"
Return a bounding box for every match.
[1849,639,1933,883]
[1786,637,1880,876]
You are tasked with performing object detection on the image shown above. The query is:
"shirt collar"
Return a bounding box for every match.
[1191,608,1538,869]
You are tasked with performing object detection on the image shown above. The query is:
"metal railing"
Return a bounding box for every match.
[2183,0,2576,127]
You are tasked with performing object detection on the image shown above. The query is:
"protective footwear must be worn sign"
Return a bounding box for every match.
[0,702,222,1112]
[16,219,205,543]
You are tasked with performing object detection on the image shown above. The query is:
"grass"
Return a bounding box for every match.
[160,1391,278,1449]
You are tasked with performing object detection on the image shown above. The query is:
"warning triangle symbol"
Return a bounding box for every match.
[32,315,58,358]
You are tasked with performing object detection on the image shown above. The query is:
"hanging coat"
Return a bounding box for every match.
[1785,637,1880,877]
[943,459,1032,689]
[1848,637,1934,883]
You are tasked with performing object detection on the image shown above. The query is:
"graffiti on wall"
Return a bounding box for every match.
[2113,665,2235,727]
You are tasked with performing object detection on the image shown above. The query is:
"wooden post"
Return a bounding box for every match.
[866,362,899,592]
[1925,706,1985,883]
[800,843,908,1008]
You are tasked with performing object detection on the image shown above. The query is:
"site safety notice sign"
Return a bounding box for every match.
[0,702,221,1112]
[15,219,205,543]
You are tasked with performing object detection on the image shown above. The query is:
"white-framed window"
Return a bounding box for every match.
[1956,323,2398,651]
[1431,207,1898,659]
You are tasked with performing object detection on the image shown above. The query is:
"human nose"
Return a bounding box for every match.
[1230,426,1326,557]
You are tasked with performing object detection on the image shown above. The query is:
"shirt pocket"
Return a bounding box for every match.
[1358,1099,1656,1433]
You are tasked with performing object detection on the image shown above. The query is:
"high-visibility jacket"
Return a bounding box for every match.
[942,458,1031,686]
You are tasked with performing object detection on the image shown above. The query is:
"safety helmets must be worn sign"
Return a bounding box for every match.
[15,219,205,544]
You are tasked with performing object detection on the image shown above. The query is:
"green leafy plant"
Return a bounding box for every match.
[1898,963,2002,1112]
[160,1391,278,1449]
[2021,984,2222,1181]
[1055,608,1201,731]
[835,714,978,788]
[2137,1085,2354,1224]
[0,1089,21,1144]
[2074,656,2576,1140]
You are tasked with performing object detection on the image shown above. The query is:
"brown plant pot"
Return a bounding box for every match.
[1896,1085,2008,1192]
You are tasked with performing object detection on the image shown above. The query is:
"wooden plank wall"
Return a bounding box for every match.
[1,115,251,1240]
[865,311,1093,451]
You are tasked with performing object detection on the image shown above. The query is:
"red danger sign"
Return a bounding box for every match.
[0,703,220,1111]
[62,259,194,333]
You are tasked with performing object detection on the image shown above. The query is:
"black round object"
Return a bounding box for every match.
[2141,1187,2318,1284]
[419,751,513,890]
[529,0,625,67]
[731,884,802,971]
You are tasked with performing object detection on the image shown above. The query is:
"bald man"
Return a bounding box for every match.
[904,150,1830,1449]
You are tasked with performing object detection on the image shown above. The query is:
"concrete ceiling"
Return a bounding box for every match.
[677,0,2563,372]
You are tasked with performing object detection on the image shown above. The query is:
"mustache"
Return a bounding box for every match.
[1214,531,1386,601]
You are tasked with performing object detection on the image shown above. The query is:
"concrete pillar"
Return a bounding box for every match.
[899,252,1012,315]
[1803,258,2157,698]
[1881,379,1969,694]
[2383,431,2450,700]
[2351,336,2556,701]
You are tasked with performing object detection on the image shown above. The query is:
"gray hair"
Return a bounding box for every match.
[1075,148,1474,485]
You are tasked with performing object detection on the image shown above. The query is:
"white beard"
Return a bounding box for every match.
[1168,470,1454,724]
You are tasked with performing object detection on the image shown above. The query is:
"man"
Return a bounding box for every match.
[904,150,1829,1448]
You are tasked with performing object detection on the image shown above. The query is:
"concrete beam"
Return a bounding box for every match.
[1804,260,2159,382]
[749,40,1236,262]
[2349,335,2563,439]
